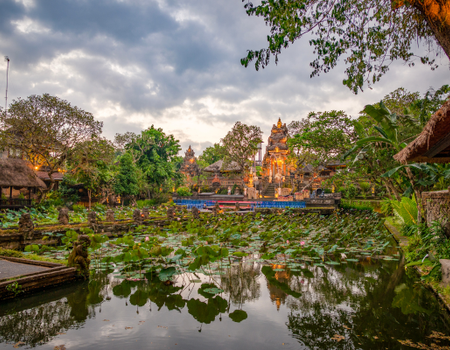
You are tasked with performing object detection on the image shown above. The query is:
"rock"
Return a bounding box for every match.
[142,207,149,220]
[440,259,450,285]
[68,235,91,278]
[19,213,34,240]
[133,209,143,225]
[106,209,115,222]
[58,207,69,225]
[192,206,200,220]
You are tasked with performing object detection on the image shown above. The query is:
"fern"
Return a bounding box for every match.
[392,196,418,226]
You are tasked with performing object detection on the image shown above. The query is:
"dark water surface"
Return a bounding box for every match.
[1,258,450,350]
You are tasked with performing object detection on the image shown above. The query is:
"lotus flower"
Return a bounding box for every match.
[145,236,150,242]
[300,241,305,246]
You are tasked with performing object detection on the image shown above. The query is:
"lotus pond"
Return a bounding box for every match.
[1,210,450,349]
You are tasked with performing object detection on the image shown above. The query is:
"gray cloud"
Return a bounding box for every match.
[0,0,448,158]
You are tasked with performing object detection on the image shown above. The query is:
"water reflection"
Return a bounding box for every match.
[1,258,449,349]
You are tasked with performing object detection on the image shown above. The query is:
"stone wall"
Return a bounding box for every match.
[422,190,450,237]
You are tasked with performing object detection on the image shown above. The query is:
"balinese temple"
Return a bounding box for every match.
[261,118,294,183]
[180,146,199,184]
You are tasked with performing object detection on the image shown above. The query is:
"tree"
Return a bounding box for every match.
[221,122,263,172]
[240,0,448,93]
[115,126,182,198]
[68,138,115,209]
[0,94,103,190]
[114,152,140,205]
[288,111,355,164]
[198,144,226,165]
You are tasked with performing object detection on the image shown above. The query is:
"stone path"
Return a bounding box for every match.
[0,259,49,279]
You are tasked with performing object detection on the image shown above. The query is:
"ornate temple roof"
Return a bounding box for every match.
[203,159,241,173]
[266,118,289,152]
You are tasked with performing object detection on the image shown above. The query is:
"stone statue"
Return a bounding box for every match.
[87,211,98,232]
[248,187,257,200]
[235,202,240,211]
[68,235,91,278]
[19,213,34,240]
[212,202,220,216]
[58,207,69,225]
[142,207,149,220]
[106,209,115,222]
[192,206,200,220]
[133,209,143,225]
[167,206,175,220]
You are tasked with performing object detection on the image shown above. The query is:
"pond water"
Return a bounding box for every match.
[1,257,450,350]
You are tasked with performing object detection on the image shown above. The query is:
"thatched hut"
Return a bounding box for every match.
[394,98,450,164]
[394,98,450,236]
[0,158,46,208]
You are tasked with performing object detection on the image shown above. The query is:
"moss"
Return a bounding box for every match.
[0,248,67,265]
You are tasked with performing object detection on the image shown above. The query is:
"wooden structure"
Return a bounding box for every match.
[0,257,78,301]
[394,98,450,236]
[0,158,46,209]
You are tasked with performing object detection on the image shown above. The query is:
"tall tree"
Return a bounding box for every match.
[198,143,227,165]
[0,94,102,190]
[68,138,115,209]
[288,111,355,164]
[221,122,263,172]
[240,0,448,93]
[114,152,140,205]
[115,126,182,198]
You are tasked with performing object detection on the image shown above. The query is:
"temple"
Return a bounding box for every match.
[261,118,293,183]
[180,146,199,184]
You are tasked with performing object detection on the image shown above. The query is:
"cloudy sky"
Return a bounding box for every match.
[0,0,449,156]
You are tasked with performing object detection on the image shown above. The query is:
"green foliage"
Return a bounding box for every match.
[392,196,418,227]
[240,0,440,93]
[199,143,226,165]
[114,152,140,198]
[6,281,23,296]
[73,204,86,213]
[176,187,192,197]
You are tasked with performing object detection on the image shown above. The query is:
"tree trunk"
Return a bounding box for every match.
[414,1,450,60]
[88,189,92,210]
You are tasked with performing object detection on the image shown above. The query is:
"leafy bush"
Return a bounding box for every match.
[73,204,86,213]
[176,187,192,197]
[137,199,155,208]
[380,199,394,216]
[343,184,357,199]
[359,181,371,194]
[92,203,107,213]
[392,196,417,227]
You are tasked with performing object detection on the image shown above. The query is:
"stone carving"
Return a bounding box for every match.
[106,209,115,222]
[87,211,98,232]
[192,206,200,220]
[441,259,450,286]
[142,207,149,220]
[235,202,240,211]
[58,207,69,225]
[68,235,91,277]
[19,213,34,240]
[248,187,257,200]
[212,202,220,216]
[133,209,143,225]
[167,206,175,220]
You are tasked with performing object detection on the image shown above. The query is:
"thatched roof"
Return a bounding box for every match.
[0,158,47,188]
[36,171,64,181]
[202,159,242,173]
[394,98,450,164]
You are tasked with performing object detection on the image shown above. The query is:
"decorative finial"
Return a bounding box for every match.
[277,118,282,128]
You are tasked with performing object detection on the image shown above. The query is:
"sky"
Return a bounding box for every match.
[0,0,449,156]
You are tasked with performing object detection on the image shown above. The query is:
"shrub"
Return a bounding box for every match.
[392,196,417,227]
[73,204,86,213]
[359,181,371,194]
[92,203,107,213]
[176,187,192,197]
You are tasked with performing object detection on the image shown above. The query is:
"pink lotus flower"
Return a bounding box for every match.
[300,241,305,246]
[286,240,290,244]
[366,217,369,219]
[145,236,150,242]
[177,218,181,221]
